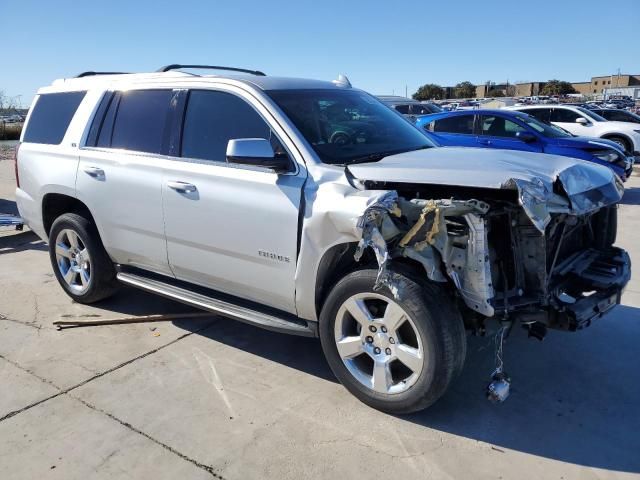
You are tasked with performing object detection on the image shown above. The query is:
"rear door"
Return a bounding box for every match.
[422,114,478,146]
[476,114,541,152]
[161,88,305,313]
[76,89,174,275]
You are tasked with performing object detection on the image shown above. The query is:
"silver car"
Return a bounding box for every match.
[15,65,630,413]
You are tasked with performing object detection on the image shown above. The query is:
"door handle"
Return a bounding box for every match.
[478,139,491,145]
[83,166,105,177]
[167,181,197,193]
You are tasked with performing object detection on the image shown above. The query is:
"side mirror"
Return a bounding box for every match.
[226,138,290,172]
[515,131,537,143]
[576,117,589,125]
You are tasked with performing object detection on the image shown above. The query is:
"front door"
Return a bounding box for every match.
[161,88,305,313]
[476,114,541,152]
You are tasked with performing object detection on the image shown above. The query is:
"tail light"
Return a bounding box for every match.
[14,143,20,188]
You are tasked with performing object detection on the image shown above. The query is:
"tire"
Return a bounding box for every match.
[319,269,466,414]
[606,136,631,154]
[48,213,119,304]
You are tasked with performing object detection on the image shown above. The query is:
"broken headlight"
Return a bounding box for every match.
[513,177,570,232]
[591,149,628,169]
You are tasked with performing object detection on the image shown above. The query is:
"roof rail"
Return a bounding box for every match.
[157,64,266,76]
[76,71,129,78]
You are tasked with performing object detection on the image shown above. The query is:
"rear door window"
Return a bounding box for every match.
[109,90,173,154]
[23,91,86,144]
[180,90,273,162]
[394,104,410,114]
[430,115,475,134]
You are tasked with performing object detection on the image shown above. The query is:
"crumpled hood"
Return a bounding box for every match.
[347,147,624,231]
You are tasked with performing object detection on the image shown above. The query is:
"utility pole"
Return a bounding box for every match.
[405,85,408,98]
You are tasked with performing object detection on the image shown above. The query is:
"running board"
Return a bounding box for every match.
[116,272,316,337]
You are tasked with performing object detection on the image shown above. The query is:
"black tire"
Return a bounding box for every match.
[606,136,631,154]
[48,213,119,304]
[319,269,466,414]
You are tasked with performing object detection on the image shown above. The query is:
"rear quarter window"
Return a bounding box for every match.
[23,91,86,144]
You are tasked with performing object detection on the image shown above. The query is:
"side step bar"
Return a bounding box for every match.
[116,272,316,337]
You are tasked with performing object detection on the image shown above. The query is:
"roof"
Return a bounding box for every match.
[46,71,345,93]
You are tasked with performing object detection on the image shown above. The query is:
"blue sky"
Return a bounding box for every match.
[2,0,639,106]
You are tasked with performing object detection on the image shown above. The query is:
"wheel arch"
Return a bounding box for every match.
[601,133,633,152]
[314,241,432,323]
[42,193,95,238]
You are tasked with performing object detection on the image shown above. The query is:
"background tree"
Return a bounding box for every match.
[413,84,445,101]
[454,81,476,99]
[541,80,577,96]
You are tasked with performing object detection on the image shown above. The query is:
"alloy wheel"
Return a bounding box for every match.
[334,292,425,394]
[54,228,92,293]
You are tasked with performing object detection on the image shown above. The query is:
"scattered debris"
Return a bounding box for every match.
[53,312,212,330]
[486,324,512,403]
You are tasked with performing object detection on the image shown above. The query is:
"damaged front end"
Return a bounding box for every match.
[354,192,495,317]
[351,162,630,334]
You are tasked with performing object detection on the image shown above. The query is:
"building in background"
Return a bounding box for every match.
[590,74,640,95]
[440,74,640,100]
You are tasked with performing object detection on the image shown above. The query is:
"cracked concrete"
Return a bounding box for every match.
[1,158,640,479]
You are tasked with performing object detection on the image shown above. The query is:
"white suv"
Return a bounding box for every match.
[510,104,640,155]
[14,65,630,413]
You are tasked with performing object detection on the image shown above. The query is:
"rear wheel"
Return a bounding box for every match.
[49,213,119,303]
[319,269,466,414]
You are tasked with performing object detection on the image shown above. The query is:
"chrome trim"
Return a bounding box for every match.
[116,272,315,337]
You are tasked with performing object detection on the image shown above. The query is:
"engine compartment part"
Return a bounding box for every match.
[354,193,496,316]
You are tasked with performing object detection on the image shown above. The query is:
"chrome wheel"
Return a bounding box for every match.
[55,228,91,293]
[334,292,425,395]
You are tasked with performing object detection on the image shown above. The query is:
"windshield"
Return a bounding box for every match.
[577,107,607,122]
[267,89,435,164]
[514,113,572,138]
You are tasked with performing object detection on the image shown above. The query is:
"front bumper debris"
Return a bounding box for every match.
[550,247,631,330]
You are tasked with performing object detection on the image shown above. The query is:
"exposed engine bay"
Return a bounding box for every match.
[353,179,630,335]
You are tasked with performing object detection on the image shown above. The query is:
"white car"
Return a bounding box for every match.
[14,66,630,413]
[509,105,640,155]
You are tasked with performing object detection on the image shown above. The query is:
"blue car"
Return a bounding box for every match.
[415,109,633,180]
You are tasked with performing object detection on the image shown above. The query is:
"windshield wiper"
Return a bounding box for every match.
[344,145,432,165]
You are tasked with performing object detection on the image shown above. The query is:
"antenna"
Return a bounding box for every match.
[332,74,352,88]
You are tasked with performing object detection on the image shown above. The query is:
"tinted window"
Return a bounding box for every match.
[602,110,640,123]
[181,90,271,162]
[550,108,581,123]
[410,103,441,115]
[522,108,550,123]
[23,91,86,144]
[394,104,410,114]
[480,115,526,138]
[431,115,475,134]
[110,90,172,154]
[96,93,119,148]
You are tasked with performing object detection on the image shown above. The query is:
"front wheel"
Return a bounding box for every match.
[319,269,466,414]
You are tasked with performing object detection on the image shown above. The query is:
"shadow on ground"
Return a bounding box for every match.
[174,303,640,474]
[0,230,47,255]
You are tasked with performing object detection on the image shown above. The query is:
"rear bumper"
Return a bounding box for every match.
[549,247,631,331]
